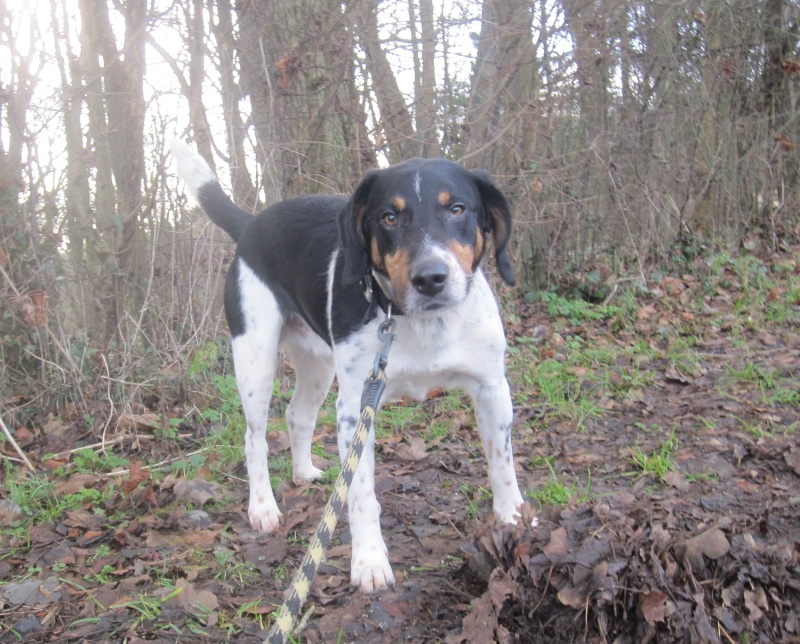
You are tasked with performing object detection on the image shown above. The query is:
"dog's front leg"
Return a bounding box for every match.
[470,376,526,523]
[335,384,395,593]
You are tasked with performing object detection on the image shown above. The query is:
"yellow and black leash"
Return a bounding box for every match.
[266,316,396,644]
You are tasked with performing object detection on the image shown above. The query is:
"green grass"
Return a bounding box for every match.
[376,402,429,438]
[727,362,799,407]
[529,465,591,507]
[3,466,114,525]
[71,448,129,473]
[117,585,185,628]
[213,549,260,585]
[630,429,678,481]
[460,482,492,520]
[528,358,603,431]
[538,291,624,325]
[727,362,776,389]
[530,454,556,469]
[268,455,294,489]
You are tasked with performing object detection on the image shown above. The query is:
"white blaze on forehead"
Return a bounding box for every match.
[414,170,422,202]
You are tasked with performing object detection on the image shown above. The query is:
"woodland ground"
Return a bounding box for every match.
[0,244,799,643]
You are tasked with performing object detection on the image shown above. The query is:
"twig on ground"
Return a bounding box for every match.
[0,412,35,471]
[99,353,117,455]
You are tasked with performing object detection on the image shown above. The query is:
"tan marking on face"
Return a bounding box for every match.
[383,247,411,301]
[474,226,485,261]
[447,240,477,275]
[438,191,451,206]
[370,238,384,270]
[392,196,406,212]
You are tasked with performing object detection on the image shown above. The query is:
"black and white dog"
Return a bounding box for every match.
[172,141,526,593]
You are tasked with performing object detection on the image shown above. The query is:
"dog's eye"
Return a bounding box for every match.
[382,211,399,226]
[450,204,466,216]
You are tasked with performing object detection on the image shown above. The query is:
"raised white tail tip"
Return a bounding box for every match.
[170,139,216,201]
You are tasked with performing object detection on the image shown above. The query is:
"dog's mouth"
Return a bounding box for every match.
[418,299,450,312]
[400,286,470,315]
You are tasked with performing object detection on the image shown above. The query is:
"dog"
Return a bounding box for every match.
[172,140,526,593]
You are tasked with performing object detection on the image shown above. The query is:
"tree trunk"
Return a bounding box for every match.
[77,0,147,343]
[352,0,417,164]
[463,0,538,171]
[210,0,259,211]
[234,0,370,199]
[416,0,438,156]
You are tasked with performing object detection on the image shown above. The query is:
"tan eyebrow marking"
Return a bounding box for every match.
[438,191,451,206]
[392,196,406,212]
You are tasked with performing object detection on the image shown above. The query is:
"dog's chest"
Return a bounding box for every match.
[381,298,506,399]
[383,322,472,398]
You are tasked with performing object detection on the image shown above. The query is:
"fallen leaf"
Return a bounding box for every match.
[557,583,587,608]
[677,527,730,573]
[123,460,151,494]
[488,569,518,608]
[173,478,219,506]
[117,412,160,432]
[244,540,287,571]
[0,577,63,606]
[638,590,676,625]
[164,578,219,615]
[446,592,496,643]
[0,499,23,527]
[662,470,690,492]
[267,431,291,453]
[395,436,427,461]
[543,527,569,561]
[54,473,103,497]
[744,586,769,625]
[785,448,800,476]
[662,276,685,295]
[637,304,656,320]
[145,529,216,549]
[664,364,691,384]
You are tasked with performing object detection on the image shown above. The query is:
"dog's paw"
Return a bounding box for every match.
[248,499,282,533]
[350,551,395,594]
[496,501,538,528]
[292,463,324,482]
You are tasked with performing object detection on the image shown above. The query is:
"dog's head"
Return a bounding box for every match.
[338,158,515,314]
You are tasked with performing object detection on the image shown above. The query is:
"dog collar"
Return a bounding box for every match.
[362,271,404,318]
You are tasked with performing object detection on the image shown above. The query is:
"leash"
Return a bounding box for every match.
[266,313,397,644]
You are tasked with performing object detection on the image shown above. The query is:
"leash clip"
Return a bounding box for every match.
[373,306,396,377]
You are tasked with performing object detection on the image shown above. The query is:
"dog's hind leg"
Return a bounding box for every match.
[231,262,284,533]
[283,326,335,481]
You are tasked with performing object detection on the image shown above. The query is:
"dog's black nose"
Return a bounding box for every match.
[411,258,449,297]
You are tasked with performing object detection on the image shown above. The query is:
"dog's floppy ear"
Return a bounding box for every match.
[471,170,516,286]
[338,170,378,287]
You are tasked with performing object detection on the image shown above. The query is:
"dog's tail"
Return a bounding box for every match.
[171,139,253,242]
